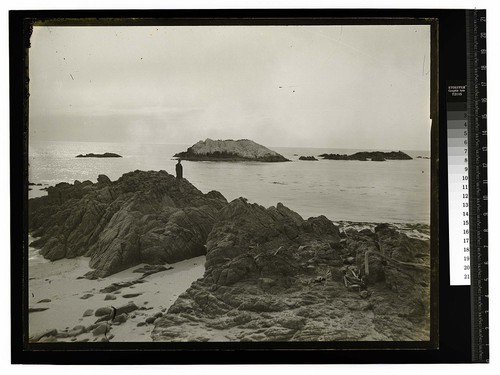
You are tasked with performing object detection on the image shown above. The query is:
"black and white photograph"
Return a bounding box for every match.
[26,21,433,344]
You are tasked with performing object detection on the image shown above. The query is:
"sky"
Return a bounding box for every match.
[29,25,431,150]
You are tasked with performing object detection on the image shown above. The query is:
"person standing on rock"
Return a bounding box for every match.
[176,159,183,180]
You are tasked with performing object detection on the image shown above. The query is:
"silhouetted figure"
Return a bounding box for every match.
[176,159,183,180]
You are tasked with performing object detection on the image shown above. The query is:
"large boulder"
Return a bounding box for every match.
[28,170,228,277]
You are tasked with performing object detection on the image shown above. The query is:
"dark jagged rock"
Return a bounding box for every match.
[76,153,122,158]
[319,151,412,161]
[174,138,289,162]
[28,170,228,278]
[298,156,318,161]
[97,174,112,184]
[152,200,430,342]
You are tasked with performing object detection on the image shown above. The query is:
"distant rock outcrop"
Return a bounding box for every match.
[28,170,227,278]
[76,153,122,158]
[152,199,430,342]
[174,139,289,162]
[298,156,318,161]
[319,151,412,161]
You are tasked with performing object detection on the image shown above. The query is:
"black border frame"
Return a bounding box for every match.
[10,8,472,364]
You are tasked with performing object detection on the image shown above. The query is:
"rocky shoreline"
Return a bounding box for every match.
[29,171,227,278]
[29,170,430,342]
[152,200,430,342]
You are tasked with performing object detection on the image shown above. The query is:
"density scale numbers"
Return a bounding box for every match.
[446,9,488,363]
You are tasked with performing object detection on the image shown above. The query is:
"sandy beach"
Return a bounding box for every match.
[29,253,205,342]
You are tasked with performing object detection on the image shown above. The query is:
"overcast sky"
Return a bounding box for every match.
[29,25,430,150]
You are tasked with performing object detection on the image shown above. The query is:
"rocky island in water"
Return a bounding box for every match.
[319,151,413,161]
[174,138,289,162]
[76,153,122,158]
[28,170,430,343]
[298,156,318,161]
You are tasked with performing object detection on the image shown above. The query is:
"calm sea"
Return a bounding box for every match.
[28,141,430,224]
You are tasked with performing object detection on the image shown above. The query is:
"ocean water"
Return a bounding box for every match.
[28,141,430,224]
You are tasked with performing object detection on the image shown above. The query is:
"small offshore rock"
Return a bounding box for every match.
[80,294,93,300]
[37,298,51,303]
[104,294,117,301]
[298,156,318,161]
[76,153,122,159]
[145,317,156,324]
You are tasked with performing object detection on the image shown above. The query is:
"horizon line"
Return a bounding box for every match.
[29,139,431,152]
